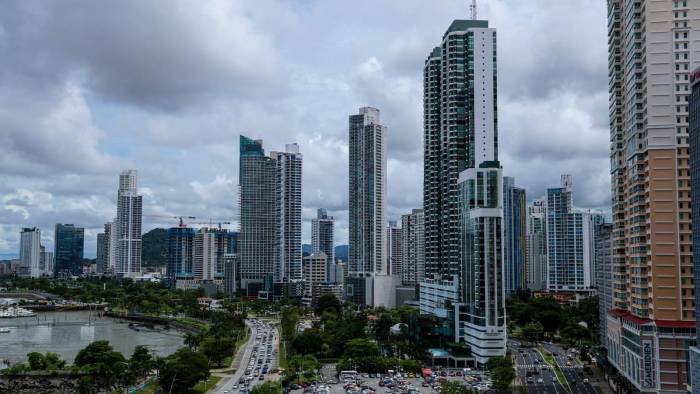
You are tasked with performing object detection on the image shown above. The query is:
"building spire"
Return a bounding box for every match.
[470,0,477,20]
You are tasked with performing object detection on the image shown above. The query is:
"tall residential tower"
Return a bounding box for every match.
[420,18,506,364]
[346,107,397,307]
[115,170,142,276]
[605,2,700,391]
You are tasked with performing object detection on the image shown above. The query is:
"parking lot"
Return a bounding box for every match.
[290,369,492,394]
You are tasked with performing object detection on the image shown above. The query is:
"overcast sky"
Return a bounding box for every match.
[0,0,609,258]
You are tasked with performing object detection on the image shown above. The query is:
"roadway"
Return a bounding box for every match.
[510,340,566,394]
[212,319,280,394]
[541,343,596,394]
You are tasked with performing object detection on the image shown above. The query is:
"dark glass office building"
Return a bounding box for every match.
[53,223,84,277]
[688,67,700,390]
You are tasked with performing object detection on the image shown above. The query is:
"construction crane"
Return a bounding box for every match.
[143,215,197,228]
[193,219,232,230]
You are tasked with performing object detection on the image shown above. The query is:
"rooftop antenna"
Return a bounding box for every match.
[470,0,477,20]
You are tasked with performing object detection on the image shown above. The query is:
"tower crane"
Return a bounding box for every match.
[143,215,197,228]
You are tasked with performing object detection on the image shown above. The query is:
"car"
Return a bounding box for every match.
[583,378,589,384]
[233,385,238,389]
[552,377,557,382]
[526,377,534,383]
[536,378,543,384]
[224,391,229,394]
[259,375,265,380]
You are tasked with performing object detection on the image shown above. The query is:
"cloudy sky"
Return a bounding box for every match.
[0,0,609,258]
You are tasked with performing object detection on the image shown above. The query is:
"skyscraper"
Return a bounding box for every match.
[526,198,547,291]
[386,221,403,277]
[595,222,613,348]
[19,227,41,278]
[605,2,699,391]
[545,175,601,292]
[238,136,302,296]
[272,144,303,284]
[421,19,496,318]
[166,226,195,289]
[348,107,387,275]
[401,208,425,286]
[503,176,527,294]
[311,208,335,277]
[688,65,700,391]
[96,232,108,274]
[420,17,504,364]
[116,170,142,276]
[53,223,84,277]
[194,229,218,281]
[346,107,397,307]
[239,136,277,295]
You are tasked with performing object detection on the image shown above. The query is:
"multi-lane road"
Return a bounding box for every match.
[511,340,596,394]
[541,342,596,394]
[511,340,566,393]
[212,319,280,394]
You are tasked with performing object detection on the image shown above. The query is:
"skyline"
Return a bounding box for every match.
[0,0,609,257]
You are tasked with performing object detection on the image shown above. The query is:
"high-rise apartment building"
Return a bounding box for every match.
[239,136,278,295]
[166,226,195,288]
[401,208,425,286]
[238,136,302,296]
[526,198,547,291]
[348,107,387,276]
[53,223,84,277]
[19,227,41,278]
[303,252,327,287]
[166,227,236,289]
[545,175,601,292]
[419,17,505,364]
[272,144,303,283]
[605,2,700,390]
[39,246,53,276]
[421,19,496,317]
[503,176,527,294]
[345,107,395,308]
[312,208,335,271]
[686,65,700,391]
[96,232,108,274]
[595,222,613,348]
[116,170,142,276]
[386,221,403,277]
[194,229,218,281]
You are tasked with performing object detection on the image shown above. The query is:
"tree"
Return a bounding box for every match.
[440,381,472,394]
[27,352,46,370]
[315,294,342,317]
[184,331,203,351]
[129,345,155,381]
[522,321,544,345]
[159,348,210,394]
[200,335,236,367]
[485,356,515,393]
[74,341,128,392]
[251,380,282,394]
[373,313,397,342]
[491,366,516,393]
[291,329,324,355]
[343,338,380,359]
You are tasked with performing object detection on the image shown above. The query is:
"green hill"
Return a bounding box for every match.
[142,228,167,267]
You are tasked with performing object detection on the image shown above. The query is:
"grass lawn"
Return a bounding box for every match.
[132,379,160,394]
[192,375,222,393]
[176,317,210,331]
[537,345,570,392]
[279,340,289,370]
